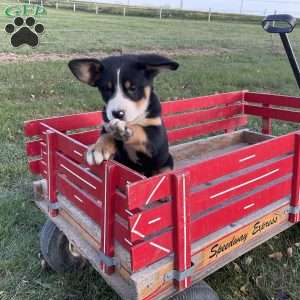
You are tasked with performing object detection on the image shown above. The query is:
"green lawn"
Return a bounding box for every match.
[1,4,300,300]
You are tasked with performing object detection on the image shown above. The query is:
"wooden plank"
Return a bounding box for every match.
[45,131,58,217]
[189,155,293,213]
[25,129,99,158]
[128,201,172,243]
[172,172,192,289]
[262,104,272,134]
[164,105,243,129]
[186,133,294,187]
[34,198,138,300]
[245,92,300,109]
[130,200,290,300]
[57,174,102,224]
[56,152,104,202]
[126,174,172,210]
[114,220,133,252]
[28,159,41,174]
[129,179,291,272]
[24,111,102,137]
[26,140,41,156]
[128,156,292,244]
[100,162,118,274]
[131,229,173,271]
[245,104,300,123]
[290,133,300,222]
[167,116,248,143]
[190,178,292,242]
[162,91,244,115]
[69,129,100,145]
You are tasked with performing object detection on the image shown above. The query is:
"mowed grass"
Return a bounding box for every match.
[1,5,300,300]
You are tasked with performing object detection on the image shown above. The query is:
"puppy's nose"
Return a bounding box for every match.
[112,110,125,120]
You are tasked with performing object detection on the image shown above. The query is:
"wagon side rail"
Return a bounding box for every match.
[162,90,248,144]
[122,131,300,295]
[24,119,145,274]
[244,92,300,134]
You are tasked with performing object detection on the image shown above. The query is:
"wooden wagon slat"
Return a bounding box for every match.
[126,174,172,210]
[190,177,292,242]
[128,201,172,243]
[130,177,291,272]
[164,104,243,129]
[26,129,100,158]
[131,229,173,272]
[114,220,131,251]
[189,155,293,213]
[127,156,293,243]
[57,174,102,224]
[167,115,248,143]
[187,133,294,187]
[245,104,300,123]
[57,152,104,202]
[245,92,300,109]
[68,129,100,145]
[24,111,102,137]
[28,159,42,174]
[162,91,245,115]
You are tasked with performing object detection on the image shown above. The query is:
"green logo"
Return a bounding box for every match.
[5,4,47,17]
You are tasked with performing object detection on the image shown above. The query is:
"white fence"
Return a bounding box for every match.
[22,0,300,20]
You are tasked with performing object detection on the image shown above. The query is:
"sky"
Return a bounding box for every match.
[85,0,300,16]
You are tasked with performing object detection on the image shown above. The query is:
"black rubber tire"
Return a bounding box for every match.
[171,281,220,300]
[40,219,86,272]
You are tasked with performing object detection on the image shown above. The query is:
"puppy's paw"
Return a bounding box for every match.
[85,143,113,166]
[105,119,132,141]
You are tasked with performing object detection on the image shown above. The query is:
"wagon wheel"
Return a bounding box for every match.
[171,281,220,300]
[40,219,87,272]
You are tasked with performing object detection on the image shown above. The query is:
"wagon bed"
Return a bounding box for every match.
[25,90,300,300]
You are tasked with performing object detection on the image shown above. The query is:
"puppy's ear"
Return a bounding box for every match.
[68,59,102,86]
[137,54,179,78]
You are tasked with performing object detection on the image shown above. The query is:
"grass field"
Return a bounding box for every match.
[1,3,300,300]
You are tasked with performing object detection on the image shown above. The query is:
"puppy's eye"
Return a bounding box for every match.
[128,85,137,93]
[102,83,113,92]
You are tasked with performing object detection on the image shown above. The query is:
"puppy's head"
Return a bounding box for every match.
[68,54,179,122]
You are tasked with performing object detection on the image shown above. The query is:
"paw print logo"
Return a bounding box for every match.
[5,16,45,48]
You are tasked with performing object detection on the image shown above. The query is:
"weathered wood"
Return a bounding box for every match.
[130,199,291,300]
[170,130,273,169]
[34,198,138,300]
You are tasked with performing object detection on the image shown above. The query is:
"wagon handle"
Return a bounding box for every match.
[262,14,296,34]
[262,14,300,89]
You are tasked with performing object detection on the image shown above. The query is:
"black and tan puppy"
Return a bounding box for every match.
[68,54,179,177]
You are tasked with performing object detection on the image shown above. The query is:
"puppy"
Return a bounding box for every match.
[68,54,179,177]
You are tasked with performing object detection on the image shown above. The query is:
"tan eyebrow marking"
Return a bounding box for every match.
[124,80,132,89]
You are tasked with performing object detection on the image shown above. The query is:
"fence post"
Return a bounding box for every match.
[160,7,163,19]
[123,6,126,17]
[73,2,76,13]
[263,9,267,16]
[56,1,58,9]
[208,8,211,22]
[172,171,192,290]
[239,0,244,14]
[46,130,59,217]
[289,133,300,223]
[96,5,98,14]
[40,0,43,6]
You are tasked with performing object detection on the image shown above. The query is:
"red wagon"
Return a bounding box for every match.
[24,14,300,300]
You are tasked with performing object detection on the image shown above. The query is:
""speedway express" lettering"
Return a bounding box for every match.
[209,215,279,259]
